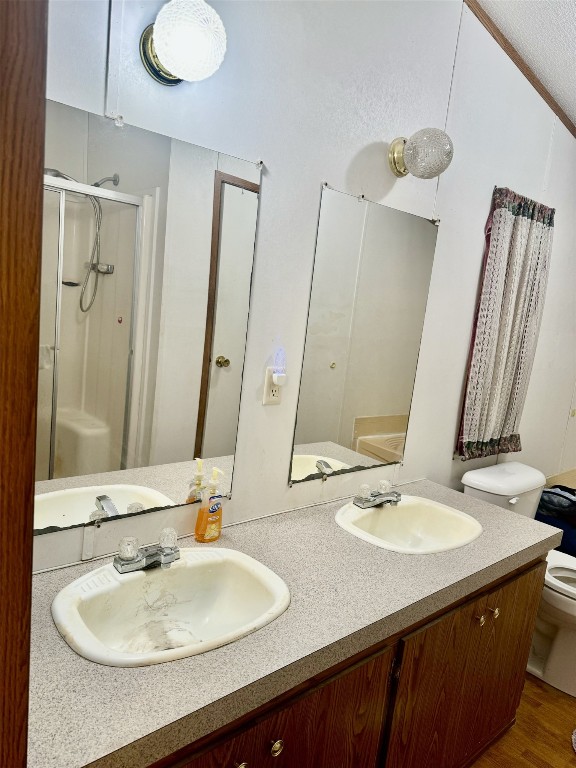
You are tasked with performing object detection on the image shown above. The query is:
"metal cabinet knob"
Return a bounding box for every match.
[476,614,486,627]
[271,739,284,757]
[234,763,248,768]
[489,607,500,619]
[215,355,230,368]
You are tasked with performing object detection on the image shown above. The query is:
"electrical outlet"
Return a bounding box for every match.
[263,367,282,405]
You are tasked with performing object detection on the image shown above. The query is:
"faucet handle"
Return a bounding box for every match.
[118,536,140,561]
[359,484,372,500]
[378,480,392,494]
[159,527,178,550]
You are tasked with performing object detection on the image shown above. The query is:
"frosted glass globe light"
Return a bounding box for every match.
[404,128,454,179]
[388,128,454,179]
[152,0,226,83]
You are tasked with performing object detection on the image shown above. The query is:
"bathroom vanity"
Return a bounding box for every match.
[27,481,561,768]
[152,563,544,768]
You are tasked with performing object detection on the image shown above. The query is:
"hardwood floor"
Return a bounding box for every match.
[471,675,576,768]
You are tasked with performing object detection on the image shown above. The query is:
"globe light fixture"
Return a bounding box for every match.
[140,0,227,86]
[388,128,454,179]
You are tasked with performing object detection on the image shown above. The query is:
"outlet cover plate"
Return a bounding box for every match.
[263,367,281,405]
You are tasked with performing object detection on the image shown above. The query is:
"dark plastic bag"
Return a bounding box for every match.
[537,485,576,521]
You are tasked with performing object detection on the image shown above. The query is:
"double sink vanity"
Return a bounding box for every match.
[29,479,561,768]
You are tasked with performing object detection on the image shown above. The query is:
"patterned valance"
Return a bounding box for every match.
[457,186,555,461]
[492,187,555,227]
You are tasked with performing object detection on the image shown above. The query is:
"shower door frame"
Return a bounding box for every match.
[41,176,145,478]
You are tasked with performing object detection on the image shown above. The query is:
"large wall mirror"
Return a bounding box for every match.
[35,99,260,533]
[291,186,437,484]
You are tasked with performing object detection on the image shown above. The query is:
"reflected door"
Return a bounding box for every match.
[195,174,259,458]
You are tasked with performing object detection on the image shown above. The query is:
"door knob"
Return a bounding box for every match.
[215,355,230,368]
[271,739,284,757]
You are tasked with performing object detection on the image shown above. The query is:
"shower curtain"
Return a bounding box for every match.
[457,186,555,461]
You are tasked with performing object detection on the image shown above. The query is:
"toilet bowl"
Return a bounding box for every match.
[528,550,576,696]
[461,462,576,697]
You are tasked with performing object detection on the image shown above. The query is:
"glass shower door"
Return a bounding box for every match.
[36,182,140,482]
[36,189,62,481]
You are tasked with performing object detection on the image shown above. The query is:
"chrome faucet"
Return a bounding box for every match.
[353,483,402,509]
[113,528,180,573]
[316,459,334,481]
[89,494,120,521]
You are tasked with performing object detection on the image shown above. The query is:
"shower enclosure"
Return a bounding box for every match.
[37,174,145,480]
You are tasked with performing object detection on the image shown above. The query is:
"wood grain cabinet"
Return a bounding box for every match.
[155,563,545,768]
[385,563,546,768]
[182,648,395,768]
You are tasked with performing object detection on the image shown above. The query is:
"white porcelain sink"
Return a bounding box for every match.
[291,454,350,481]
[34,484,175,529]
[51,548,291,666]
[336,495,483,554]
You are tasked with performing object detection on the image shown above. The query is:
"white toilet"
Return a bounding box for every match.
[462,462,576,697]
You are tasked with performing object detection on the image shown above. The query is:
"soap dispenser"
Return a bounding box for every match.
[194,467,225,543]
[186,457,205,504]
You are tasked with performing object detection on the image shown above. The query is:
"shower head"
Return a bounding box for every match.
[92,173,120,188]
[44,167,77,182]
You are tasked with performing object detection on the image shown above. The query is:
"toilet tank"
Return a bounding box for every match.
[461,462,546,518]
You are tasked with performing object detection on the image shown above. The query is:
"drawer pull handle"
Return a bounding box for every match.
[476,614,486,627]
[234,763,248,768]
[489,607,500,619]
[271,739,284,757]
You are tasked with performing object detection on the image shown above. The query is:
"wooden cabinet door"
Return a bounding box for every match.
[183,646,394,768]
[464,562,546,757]
[386,563,545,768]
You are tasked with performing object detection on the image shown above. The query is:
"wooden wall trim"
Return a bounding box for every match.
[0,1,47,765]
[465,0,576,139]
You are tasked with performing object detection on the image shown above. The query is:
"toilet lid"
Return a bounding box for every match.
[545,550,576,600]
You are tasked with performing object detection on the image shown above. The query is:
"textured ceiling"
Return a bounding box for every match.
[477,0,576,127]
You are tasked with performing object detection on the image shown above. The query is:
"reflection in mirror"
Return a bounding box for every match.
[291,186,437,483]
[34,100,260,533]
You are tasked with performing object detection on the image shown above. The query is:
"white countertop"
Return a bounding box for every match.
[27,480,562,768]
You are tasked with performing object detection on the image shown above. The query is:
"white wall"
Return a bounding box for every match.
[404,8,576,488]
[47,0,108,115]
[46,1,576,520]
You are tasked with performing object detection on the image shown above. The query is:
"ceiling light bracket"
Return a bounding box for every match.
[139,24,183,87]
[388,138,409,178]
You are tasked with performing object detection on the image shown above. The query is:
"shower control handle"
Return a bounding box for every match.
[90,263,115,275]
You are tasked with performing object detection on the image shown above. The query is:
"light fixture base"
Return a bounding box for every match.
[139,25,182,87]
[388,137,408,178]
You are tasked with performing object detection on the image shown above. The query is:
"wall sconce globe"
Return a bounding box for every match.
[140,0,226,86]
[388,128,454,179]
